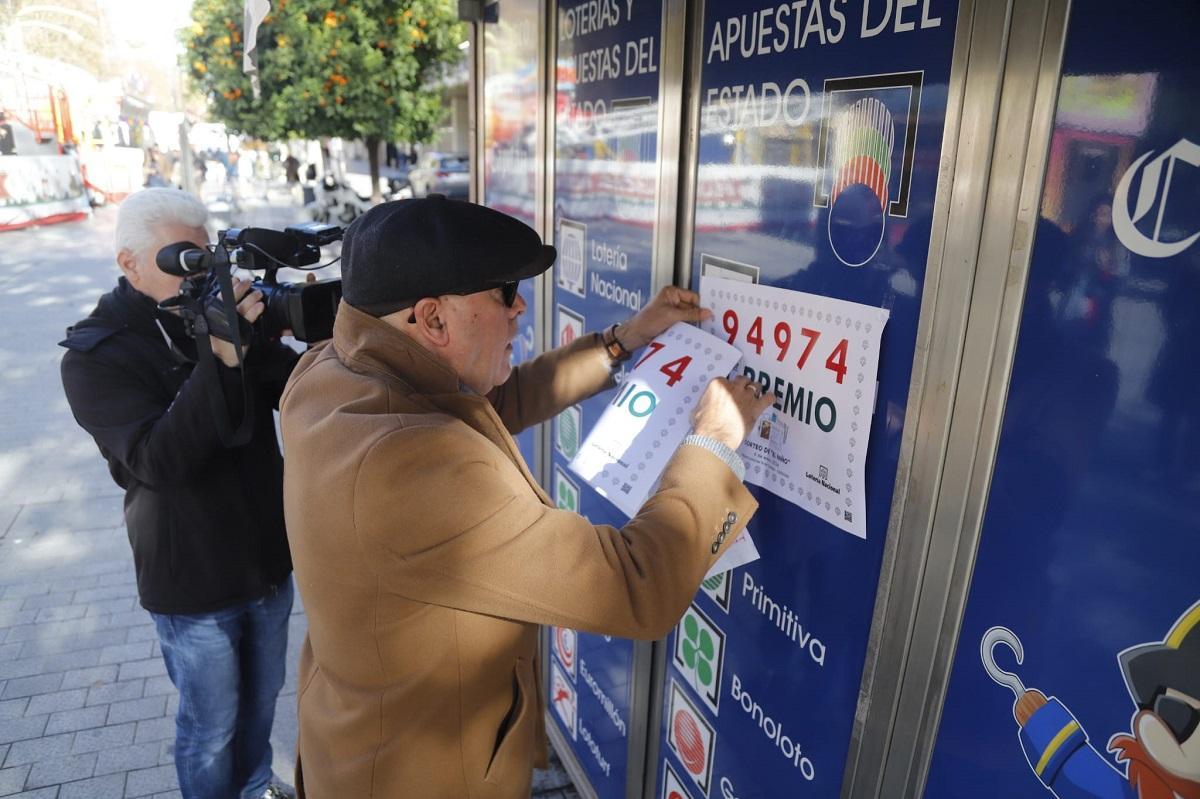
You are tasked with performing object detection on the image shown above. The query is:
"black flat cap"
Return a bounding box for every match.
[341,195,556,316]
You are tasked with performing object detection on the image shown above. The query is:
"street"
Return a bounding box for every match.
[0,186,578,798]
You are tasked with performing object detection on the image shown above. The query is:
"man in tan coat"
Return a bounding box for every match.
[280,196,773,798]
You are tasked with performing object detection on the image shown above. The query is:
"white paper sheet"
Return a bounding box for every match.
[569,322,741,517]
[705,529,760,579]
[700,277,890,538]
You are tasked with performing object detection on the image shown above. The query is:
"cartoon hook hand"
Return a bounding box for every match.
[981,626,1027,699]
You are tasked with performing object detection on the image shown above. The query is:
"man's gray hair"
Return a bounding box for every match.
[115,188,209,257]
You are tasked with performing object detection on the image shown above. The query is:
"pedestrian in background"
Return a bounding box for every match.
[284,154,300,185]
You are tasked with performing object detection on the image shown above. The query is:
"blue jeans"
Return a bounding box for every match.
[152,579,293,799]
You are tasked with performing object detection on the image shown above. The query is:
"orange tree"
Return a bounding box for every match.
[184,0,464,199]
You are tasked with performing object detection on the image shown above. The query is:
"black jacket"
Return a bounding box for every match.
[60,278,298,614]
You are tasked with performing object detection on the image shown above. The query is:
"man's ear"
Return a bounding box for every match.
[116,248,141,286]
[411,298,449,346]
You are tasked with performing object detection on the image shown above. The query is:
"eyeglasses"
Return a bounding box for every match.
[499,281,519,308]
[1155,694,1200,743]
[403,281,520,323]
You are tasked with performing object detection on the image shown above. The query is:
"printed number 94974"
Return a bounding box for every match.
[722,309,848,383]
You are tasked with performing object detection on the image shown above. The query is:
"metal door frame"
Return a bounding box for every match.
[475,0,551,488]
[539,2,596,795]
[661,0,996,795]
[473,1,565,791]
[470,7,482,206]
[846,1,1073,796]
[840,0,1008,793]
[636,2,693,795]
[538,0,692,796]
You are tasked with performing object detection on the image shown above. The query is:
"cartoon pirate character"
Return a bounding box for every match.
[983,601,1200,799]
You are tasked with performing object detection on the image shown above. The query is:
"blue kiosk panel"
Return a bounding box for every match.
[655,2,961,797]
[926,4,1200,798]
[483,0,542,467]
[545,1,665,797]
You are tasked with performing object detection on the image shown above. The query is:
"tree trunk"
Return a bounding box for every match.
[366,135,383,204]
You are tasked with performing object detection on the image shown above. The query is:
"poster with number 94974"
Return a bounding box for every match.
[700,277,889,538]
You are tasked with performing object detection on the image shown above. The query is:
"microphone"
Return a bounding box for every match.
[155,241,210,276]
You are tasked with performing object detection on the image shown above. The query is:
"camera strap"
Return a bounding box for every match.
[212,261,254,448]
[178,261,254,449]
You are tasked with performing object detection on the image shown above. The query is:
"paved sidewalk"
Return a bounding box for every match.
[0,190,578,798]
[0,205,205,799]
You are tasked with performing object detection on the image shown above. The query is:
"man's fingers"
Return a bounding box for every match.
[236,289,263,310]
[231,277,252,301]
[755,387,776,413]
[662,288,710,322]
[668,286,701,307]
[727,377,774,414]
[236,290,265,323]
[656,286,701,310]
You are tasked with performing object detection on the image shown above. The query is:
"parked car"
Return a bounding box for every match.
[407,153,470,199]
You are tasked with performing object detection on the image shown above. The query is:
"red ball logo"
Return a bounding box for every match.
[673,709,706,775]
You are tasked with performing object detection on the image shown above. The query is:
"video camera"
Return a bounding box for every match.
[155,222,343,344]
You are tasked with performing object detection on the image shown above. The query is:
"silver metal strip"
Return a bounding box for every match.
[844,0,1073,795]
[546,713,601,799]
[625,640,653,799]
[904,1,1072,795]
[840,1,993,796]
[640,639,669,799]
[635,4,692,791]
[872,0,1028,792]
[543,0,557,253]
[649,0,686,295]
[671,0,706,291]
[539,6,633,797]
[536,0,548,244]
[539,3,600,792]
[538,4,557,792]
[529,0,550,487]
[472,9,486,204]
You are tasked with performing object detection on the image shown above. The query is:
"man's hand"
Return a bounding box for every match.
[691,376,776,450]
[210,278,264,368]
[1014,688,1048,727]
[614,286,712,352]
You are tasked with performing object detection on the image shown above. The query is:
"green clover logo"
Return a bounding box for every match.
[556,480,577,512]
[681,613,716,687]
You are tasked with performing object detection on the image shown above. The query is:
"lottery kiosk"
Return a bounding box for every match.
[470,1,1200,797]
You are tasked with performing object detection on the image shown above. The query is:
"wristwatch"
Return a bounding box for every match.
[602,324,633,363]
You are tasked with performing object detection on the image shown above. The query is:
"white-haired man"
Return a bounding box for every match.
[60,188,297,799]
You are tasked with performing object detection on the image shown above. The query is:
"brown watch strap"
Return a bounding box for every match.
[602,324,632,362]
